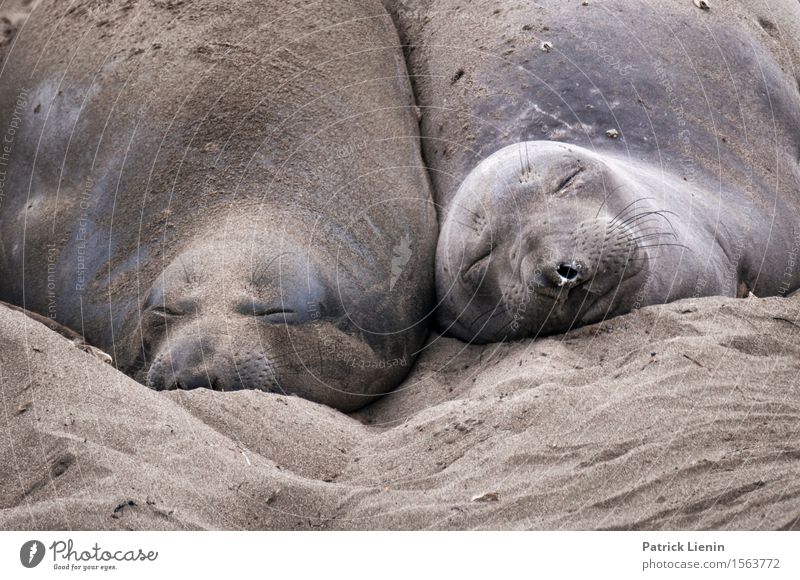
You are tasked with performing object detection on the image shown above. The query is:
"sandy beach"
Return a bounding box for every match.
[1,0,799,531]
[3,293,799,530]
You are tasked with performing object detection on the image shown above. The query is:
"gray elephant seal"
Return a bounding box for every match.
[0,0,436,410]
[389,0,800,342]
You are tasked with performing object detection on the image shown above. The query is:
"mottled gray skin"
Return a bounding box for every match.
[389,0,800,342]
[0,0,436,410]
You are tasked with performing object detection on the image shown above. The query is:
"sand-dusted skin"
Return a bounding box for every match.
[388,0,800,342]
[0,0,436,410]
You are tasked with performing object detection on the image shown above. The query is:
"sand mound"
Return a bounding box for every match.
[3,294,799,530]
[2,0,798,531]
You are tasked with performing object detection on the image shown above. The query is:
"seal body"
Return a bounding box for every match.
[389,0,800,342]
[0,0,436,410]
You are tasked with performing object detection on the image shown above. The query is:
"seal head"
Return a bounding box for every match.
[126,219,423,412]
[436,141,684,342]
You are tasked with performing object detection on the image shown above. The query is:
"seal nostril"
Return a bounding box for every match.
[557,263,580,281]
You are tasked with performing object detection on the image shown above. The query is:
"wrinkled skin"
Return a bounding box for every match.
[388,0,800,342]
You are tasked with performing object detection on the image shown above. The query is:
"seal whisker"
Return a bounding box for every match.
[612,209,672,230]
[611,209,678,234]
[612,216,667,236]
[525,142,532,176]
[628,231,679,243]
[595,184,636,219]
[640,210,678,235]
[607,196,655,226]
[629,234,677,245]
[626,224,677,238]
[638,243,693,252]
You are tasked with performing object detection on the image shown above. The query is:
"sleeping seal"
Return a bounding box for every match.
[389,0,800,342]
[0,0,436,410]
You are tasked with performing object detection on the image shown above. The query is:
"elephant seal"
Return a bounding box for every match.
[0,0,436,410]
[389,0,800,342]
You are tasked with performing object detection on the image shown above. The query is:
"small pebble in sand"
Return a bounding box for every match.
[471,491,500,502]
[694,0,710,10]
[605,128,620,138]
[540,41,553,53]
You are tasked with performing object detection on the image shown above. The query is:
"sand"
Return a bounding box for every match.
[1,0,799,530]
[2,294,799,530]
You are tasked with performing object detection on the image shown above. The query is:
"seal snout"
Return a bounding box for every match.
[146,333,281,394]
[524,255,591,301]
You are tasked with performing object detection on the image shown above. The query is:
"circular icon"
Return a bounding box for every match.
[20,540,45,568]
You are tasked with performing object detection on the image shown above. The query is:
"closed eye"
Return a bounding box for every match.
[237,301,298,323]
[252,307,296,317]
[145,304,189,330]
[554,166,583,194]
[462,248,492,280]
[149,305,185,317]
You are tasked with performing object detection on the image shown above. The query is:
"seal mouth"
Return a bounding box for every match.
[512,231,644,331]
[573,281,620,325]
[531,283,570,301]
